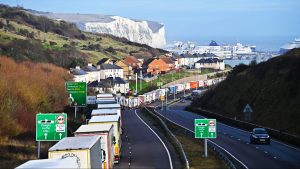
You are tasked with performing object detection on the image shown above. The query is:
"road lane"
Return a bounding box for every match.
[116,109,171,169]
[151,100,300,169]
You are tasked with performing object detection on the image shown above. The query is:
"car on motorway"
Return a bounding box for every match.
[250,128,271,144]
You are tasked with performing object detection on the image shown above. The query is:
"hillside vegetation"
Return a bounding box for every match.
[192,48,300,136]
[0,4,166,68]
[0,57,72,138]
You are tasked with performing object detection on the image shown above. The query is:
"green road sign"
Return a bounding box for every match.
[36,113,67,141]
[195,119,217,139]
[66,82,87,107]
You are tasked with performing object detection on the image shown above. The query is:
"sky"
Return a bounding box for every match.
[1,0,300,51]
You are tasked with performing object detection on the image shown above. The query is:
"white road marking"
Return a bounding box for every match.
[152,109,248,169]
[135,110,173,169]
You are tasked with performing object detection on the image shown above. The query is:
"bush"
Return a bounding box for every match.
[0,57,72,137]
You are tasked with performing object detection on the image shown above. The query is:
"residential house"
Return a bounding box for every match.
[97,58,117,65]
[115,60,133,80]
[195,58,225,70]
[97,64,124,79]
[160,56,175,70]
[82,63,100,82]
[133,54,152,65]
[70,66,87,82]
[147,57,175,75]
[123,55,141,69]
[88,77,129,94]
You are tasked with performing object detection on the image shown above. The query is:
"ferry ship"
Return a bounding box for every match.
[279,38,300,54]
[165,40,256,59]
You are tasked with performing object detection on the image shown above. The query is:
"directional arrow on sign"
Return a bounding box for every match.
[200,133,203,138]
[59,133,62,139]
[211,133,213,137]
[44,133,48,140]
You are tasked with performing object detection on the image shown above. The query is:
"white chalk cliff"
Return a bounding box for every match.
[30,12,166,48]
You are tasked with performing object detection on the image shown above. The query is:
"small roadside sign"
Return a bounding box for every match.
[36,113,67,141]
[195,119,217,139]
[243,104,253,113]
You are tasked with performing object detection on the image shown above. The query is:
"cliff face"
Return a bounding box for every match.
[78,16,166,48]
[30,12,166,48]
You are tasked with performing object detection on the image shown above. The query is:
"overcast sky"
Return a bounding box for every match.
[1,0,300,49]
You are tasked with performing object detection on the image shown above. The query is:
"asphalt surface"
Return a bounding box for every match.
[115,109,171,169]
[148,99,300,169]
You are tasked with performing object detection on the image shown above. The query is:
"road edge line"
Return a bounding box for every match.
[135,109,173,169]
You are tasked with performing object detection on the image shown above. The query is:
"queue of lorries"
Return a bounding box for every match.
[118,77,225,108]
[17,77,226,169]
[18,93,122,169]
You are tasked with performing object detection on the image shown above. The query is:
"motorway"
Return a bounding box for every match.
[149,99,300,169]
[115,109,172,169]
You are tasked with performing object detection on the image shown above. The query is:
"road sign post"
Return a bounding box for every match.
[195,119,217,158]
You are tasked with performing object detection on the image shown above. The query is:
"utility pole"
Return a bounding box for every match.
[135,73,138,96]
[184,71,186,97]
[165,88,168,112]
[140,70,142,93]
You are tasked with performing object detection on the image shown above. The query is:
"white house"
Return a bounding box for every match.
[97,64,124,79]
[88,77,129,94]
[83,63,100,82]
[195,58,225,70]
[70,66,88,82]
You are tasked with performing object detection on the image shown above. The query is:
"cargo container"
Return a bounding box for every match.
[184,83,189,90]
[156,89,166,96]
[133,97,139,107]
[96,99,117,104]
[74,124,115,169]
[138,95,146,105]
[97,93,114,99]
[169,85,177,94]
[152,92,156,101]
[97,104,122,126]
[89,115,121,163]
[198,80,204,88]
[17,157,79,169]
[176,84,184,92]
[190,81,198,89]
[91,109,119,116]
[48,136,102,169]
[207,79,213,86]
[87,96,97,105]
[203,80,208,87]
[97,104,120,109]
